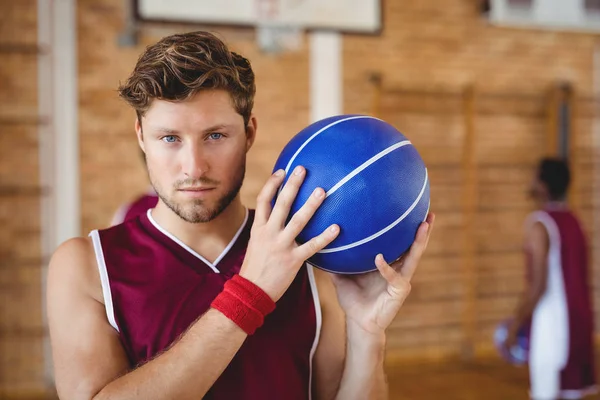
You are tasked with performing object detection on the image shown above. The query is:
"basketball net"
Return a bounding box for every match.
[255,0,303,54]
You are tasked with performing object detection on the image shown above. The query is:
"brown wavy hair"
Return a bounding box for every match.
[118,31,256,127]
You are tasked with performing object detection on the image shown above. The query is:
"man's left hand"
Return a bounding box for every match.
[331,213,435,336]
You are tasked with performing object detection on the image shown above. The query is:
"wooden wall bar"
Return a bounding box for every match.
[373,84,599,361]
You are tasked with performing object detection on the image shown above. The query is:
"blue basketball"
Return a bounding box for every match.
[493,319,530,365]
[272,115,430,274]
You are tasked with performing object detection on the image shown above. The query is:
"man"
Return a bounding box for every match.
[506,158,596,399]
[47,31,434,399]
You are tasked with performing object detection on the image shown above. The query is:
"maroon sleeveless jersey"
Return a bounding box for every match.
[526,208,596,396]
[90,209,321,399]
[546,209,596,392]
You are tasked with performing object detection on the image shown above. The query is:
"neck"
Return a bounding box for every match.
[150,196,247,261]
[543,199,567,210]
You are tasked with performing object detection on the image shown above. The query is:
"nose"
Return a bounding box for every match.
[182,143,210,179]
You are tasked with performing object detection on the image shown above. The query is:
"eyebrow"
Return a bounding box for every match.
[153,124,231,135]
[155,127,179,135]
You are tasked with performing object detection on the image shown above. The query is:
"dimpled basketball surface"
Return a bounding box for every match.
[272,115,430,274]
[493,319,530,365]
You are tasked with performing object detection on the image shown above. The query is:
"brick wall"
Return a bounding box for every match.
[1,0,599,393]
[342,0,599,359]
[0,0,46,395]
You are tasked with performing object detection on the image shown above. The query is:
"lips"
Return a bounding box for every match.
[177,187,216,199]
[178,187,215,191]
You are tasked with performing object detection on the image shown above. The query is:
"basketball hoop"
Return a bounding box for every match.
[255,0,303,54]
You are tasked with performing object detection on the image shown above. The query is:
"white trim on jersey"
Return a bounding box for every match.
[527,211,570,400]
[89,230,120,332]
[146,208,249,273]
[212,209,250,266]
[306,263,322,400]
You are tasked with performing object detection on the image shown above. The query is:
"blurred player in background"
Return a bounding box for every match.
[110,151,159,226]
[507,157,596,399]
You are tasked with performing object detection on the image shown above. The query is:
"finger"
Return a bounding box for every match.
[398,220,431,280]
[375,254,397,283]
[294,224,340,260]
[255,169,286,225]
[282,186,326,241]
[423,212,436,246]
[390,214,435,272]
[376,254,412,297]
[389,252,407,269]
[269,165,306,226]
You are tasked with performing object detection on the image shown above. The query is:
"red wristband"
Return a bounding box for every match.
[211,275,276,335]
[227,274,276,316]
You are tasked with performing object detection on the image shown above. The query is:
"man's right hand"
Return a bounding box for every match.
[239,166,340,302]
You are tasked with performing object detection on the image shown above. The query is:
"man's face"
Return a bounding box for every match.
[528,169,547,203]
[137,89,256,223]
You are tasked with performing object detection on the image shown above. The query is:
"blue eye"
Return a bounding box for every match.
[208,133,223,140]
[162,135,177,143]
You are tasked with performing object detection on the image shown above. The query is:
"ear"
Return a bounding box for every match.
[245,114,257,153]
[135,118,145,153]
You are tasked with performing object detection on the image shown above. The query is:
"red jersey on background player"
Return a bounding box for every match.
[109,151,158,226]
[506,158,596,400]
[109,187,158,225]
[47,31,435,399]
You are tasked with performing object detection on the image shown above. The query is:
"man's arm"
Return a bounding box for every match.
[335,322,387,400]
[312,269,346,400]
[312,270,388,400]
[48,237,248,400]
[508,221,550,341]
[313,214,434,400]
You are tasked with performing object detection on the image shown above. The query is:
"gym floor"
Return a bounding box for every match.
[13,357,600,399]
[388,357,600,400]
[388,358,531,399]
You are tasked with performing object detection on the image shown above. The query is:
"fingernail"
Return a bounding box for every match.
[294,166,304,176]
[329,225,339,233]
[313,188,324,199]
[376,254,384,262]
[274,169,284,177]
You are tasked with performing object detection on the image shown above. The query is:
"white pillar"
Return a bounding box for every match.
[309,31,342,123]
[38,0,79,387]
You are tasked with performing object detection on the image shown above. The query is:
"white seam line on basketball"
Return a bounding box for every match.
[283,116,382,175]
[318,169,429,253]
[278,115,383,196]
[325,140,411,198]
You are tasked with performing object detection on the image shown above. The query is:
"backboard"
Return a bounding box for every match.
[134,0,382,34]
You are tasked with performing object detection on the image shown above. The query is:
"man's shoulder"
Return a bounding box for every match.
[48,236,102,302]
[52,236,94,264]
